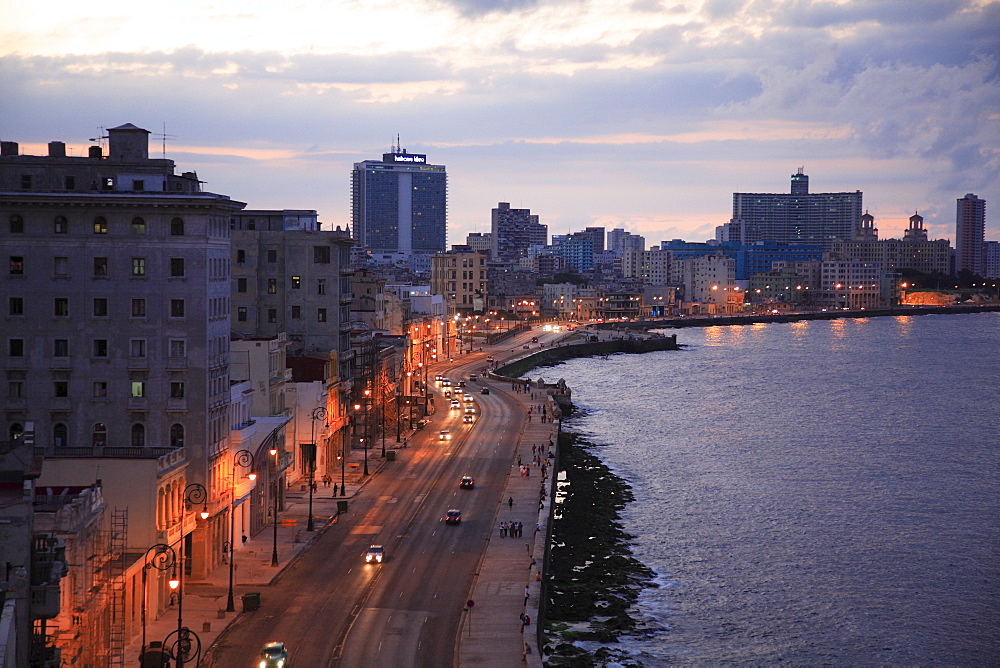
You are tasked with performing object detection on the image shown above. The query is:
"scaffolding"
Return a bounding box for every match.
[107,508,127,667]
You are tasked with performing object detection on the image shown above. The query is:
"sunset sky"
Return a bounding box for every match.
[3,0,998,246]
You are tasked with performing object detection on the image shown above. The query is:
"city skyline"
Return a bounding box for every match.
[3,0,997,246]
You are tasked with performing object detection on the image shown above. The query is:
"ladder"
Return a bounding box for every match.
[107,508,127,667]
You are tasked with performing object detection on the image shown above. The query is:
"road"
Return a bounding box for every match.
[209,349,528,667]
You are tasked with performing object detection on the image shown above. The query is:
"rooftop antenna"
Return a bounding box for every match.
[88,127,108,152]
[154,123,177,158]
[396,133,401,153]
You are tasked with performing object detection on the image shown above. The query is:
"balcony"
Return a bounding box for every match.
[31,584,61,618]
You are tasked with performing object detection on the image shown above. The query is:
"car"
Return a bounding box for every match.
[480,387,490,394]
[459,476,475,488]
[439,430,451,441]
[365,545,385,563]
[462,414,475,424]
[457,381,466,388]
[441,378,452,387]
[523,345,530,349]
[531,337,539,342]
[469,374,477,381]
[444,509,462,524]
[434,374,443,382]
[444,389,452,398]
[464,404,476,414]
[487,355,494,361]
[463,394,474,403]
[259,642,289,668]
[450,401,461,410]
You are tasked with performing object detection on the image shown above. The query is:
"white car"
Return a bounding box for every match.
[439,430,452,440]
[365,545,384,563]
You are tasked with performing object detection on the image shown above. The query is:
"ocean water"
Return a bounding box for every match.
[552,313,1000,664]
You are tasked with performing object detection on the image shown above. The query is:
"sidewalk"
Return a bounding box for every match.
[457,377,558,668]
[127,441,391,666]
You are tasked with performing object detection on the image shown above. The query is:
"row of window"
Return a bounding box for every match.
[233,246,332,264]
[7,338,187,358]
[9,255,187,278]
[7,214,185,236]
[6,295,202,320]
[234,276,326,294]
[7,422,185,449]
[9,378,188,399]
[235,306,330,322]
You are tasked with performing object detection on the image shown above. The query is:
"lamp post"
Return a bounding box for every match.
[178,482,208,665]
[270,445,280,567]
[226,449,255,612]
[140,543,178,664]
[308,407,327,532]
[362,388,371,475]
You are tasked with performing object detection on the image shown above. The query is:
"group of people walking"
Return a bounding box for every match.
[499,521,524,538]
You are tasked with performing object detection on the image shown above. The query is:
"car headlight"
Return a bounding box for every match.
[259,662,267,668]
[376,555,382,562]
[278,660,285,668]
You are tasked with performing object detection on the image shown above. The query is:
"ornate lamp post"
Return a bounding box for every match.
[308,407,327,532]
[225,450,255,612]
[176,482,208,666]
[270,446,280,567]
[362,388,371,475]
[140,543,178,664]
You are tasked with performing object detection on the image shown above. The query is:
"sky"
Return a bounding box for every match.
[2,0,998,247]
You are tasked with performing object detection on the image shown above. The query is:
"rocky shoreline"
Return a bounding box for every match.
[542,418,657,666]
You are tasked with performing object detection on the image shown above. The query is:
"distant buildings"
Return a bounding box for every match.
[430,248,489,312]
[955,193,985,275]
[731,169,863,249]
[490,202,547,262]
[351,146,447,257]
[829,211,951,276]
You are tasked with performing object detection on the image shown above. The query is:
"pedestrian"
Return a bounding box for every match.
[532,444,536,455]
[508,496,514,509]
[242,534,248,545]
[517,454,522,466]
[526,466,530,477]
[524,586,530,604]
[332,483,338,496]
[520,612,526,626]
[500,522,507,537]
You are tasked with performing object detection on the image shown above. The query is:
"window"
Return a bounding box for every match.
[54,339,69,356]
[237,278,247,293]
[54,381,68,397]
[93,257,108,276]
[8,380,24,399]
[291,276,301,289]
[10,424,24,441]
[21,175,32,189]
[9,215,23,233]
[132,180,145,192]
[237,306,247,322]
[131,257,146,276]
[130,381,145,398]
[53,423,68,447]
[130,339,146,358]
[131,217,146,234]
[9,257,23,275]
[92,424,107,447]
[131,423,145,446]
[170,217,185,236]
[267,249,277,263]
[169,340,186,357]
[314,246,330,263]
[8,339,24,356]
[169,258,185,277]
[317,279,326,295]
[64,175,75,190]
[93,339,109,357]
[170,424,185,448]
[93,217,107,234]
[291,305,301,319]
[8,297,23,316]
[170,299,185,318]
[54,216,68,233]
[236,249,246,264]
[54,257,68,276]
[267,309,277,323]
[93,381,108,398]
[267,279,277,294]
[170,381,185,398]
[93,298,108,317]
[131,299,146,317]
[54,297,69,316]
[317,308,327,322]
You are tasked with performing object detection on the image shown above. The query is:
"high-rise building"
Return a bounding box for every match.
[430,249,489,312]
[955,193,986,275]
[732,169,863,249]
[491,202,547,262]
[829,211,951,276]
[351,146,447,256]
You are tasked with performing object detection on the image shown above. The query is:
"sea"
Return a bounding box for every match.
[550,312,1000,665]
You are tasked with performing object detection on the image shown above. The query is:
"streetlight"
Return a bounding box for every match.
[141,543,178,664]
[308,407,327,532]
[362,388,371,476]
[225,449,255,612]
[178,482,208,665]
[270,445,279,567]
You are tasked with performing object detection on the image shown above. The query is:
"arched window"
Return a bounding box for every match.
[53,423,68,447]
[170,423,185,448]
[9,215,24,233]
[131,423,145,447]
[170,217,185,236]
[131,217,146,234]
[93,216,107,234]
[92,423,107,447]
[54,216,68,234]
[9,423,24,441]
